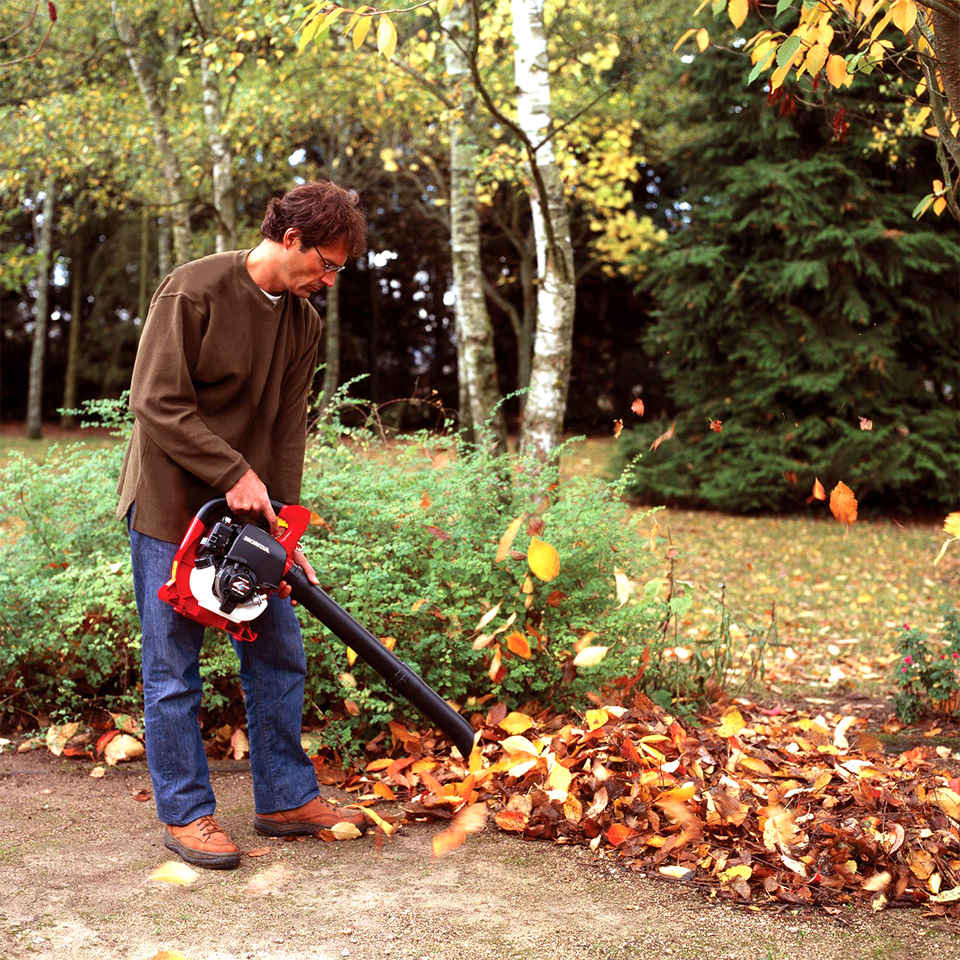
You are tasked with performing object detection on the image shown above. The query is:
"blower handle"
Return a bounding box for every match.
[284,564,477,760]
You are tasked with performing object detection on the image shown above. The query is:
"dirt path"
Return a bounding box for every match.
[1,752,958,960]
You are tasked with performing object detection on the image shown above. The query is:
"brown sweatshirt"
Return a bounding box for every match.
[116,249,321,543]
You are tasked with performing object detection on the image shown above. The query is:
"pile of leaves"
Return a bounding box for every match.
[343,696,960,916]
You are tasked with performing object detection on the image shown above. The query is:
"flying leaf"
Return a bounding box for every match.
[149,861,199,886]
[432,802,487,856]
[650,421,676,451]
[709,419,723,433]
[528,537,560,581]
[496,516,524,562]
[944,512,960,538]
[859,416,873,431]
[829,481,858,525]
[812,477,826,501]
[230,727,249,760]
[631,398,645,416]
[573,645,609,668]
[613,418,623,438]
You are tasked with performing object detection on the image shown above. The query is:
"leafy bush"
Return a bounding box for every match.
[893,610,960,723]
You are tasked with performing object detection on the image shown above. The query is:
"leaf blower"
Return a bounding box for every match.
[158,498,476,759]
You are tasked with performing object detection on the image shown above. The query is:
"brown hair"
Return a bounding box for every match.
[261,181,367,257]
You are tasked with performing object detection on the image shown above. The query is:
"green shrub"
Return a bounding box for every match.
[893,610,960,723]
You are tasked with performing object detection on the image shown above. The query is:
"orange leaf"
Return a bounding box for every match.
[420,491,432,509]
[605,823,636,847]
[372,781,397,801]
[506,631,532,660]
[631,398,645,416]
[812,477,826,500]
[432,802,487,857]
[613,418,623,438]
[829,481,858,525]
[709,419,723,433]
[650,421,675,451]
[494,809,528,832]
[859,417,873,431]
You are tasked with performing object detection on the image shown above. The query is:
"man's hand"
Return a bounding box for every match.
[226,468,277,535]
[278,545,319,603]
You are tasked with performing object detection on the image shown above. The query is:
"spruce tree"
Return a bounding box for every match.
[619,38,960,513]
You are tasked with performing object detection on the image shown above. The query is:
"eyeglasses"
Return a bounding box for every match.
[315,248,347,275]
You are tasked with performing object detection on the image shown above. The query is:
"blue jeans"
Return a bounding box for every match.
[128,510,319,825]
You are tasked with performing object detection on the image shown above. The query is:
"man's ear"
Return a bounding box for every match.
[283,228,302,250]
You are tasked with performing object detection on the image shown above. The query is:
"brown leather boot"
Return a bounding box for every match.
[254,796,369,837]
[163,814,241,869]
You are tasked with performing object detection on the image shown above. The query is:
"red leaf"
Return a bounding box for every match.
[605,823,636,847]
[631,398,645,416]
[709,419,723,433]
[95,729,119,758]
[425,525,450,540]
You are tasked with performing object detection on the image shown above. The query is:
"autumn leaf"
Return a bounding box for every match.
[506,631,533,660]
[944,512,960,538]
[496,516,524,563]
[528,537,560,581]
[573,645,609,668]
[858,417,873,431]
[499,711,535,735]
[829,481,858,525]
[104,733,145,766]
[812,477,826,501]
[709,419,723,433]
[612,418,623,438]
[432,802,487,856]
[650,421,676,452]
[631,398,645,416]
[149,861,199,886]
[715,707,745,738]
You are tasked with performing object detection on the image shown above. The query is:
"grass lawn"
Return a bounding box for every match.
[558,434,959,706]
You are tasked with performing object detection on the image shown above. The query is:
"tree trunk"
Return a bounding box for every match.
[194,0,236,251]
[445,1,507,454]
[138,204,149,322]
[157,212,172,280]
[26,172,55,439]
[512,0,576,459]
[112,1,192,265]
[320,281,340,414]
[61,247,82,427]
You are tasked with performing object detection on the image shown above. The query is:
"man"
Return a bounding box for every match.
[116,181,368,869]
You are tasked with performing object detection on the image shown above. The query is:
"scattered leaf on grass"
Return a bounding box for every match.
[573,646,608,668]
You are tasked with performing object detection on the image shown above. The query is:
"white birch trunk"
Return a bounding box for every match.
[112,1,193,265]
[26,173,55,439]
[195,0,236,251]
[444,2,507,454]
[511,0,575,460]
[320,280,340,414]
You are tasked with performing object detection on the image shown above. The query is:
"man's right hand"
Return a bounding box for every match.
[226,468,278,535]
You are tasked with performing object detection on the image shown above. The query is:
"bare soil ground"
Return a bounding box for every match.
[1,751,958,960]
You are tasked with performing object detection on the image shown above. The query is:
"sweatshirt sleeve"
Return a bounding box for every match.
[129,290,250,491]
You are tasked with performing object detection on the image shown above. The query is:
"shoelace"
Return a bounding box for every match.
[194,815,226,840]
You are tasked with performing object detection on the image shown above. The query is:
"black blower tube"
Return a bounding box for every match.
[284,565,477,759]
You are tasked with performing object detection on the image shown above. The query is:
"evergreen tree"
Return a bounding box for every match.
[618,41,960,513]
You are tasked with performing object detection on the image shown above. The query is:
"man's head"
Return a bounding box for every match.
[254,181,368,297]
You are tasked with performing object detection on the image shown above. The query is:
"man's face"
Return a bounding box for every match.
[282,230,349,298]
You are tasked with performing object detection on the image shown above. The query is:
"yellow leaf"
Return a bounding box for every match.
[696,28,709,53]
[499,711,534,735]
[330,821,363,841]
[546,761,573,799]
[377,14,398,59]
[353,13,372,49]
[584,708,610,730]
[804,42,829,77]
[716,707,745,738]
[719,864,752,883]
[149,861,199,886]
[934,196,947,216]
[769,59,791,92]
[728,0,748,29]
[496,515,524,562]
[573,645,609,668]
[673,27,698,53]
[500,735,540,757]
[928,787,960,820]
[944,512,960,538]
[359,806,395,836]
[527,537,560,581]
[825,54,848,87]
[346,645,357,666]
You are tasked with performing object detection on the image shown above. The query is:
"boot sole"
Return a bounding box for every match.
[253,816,368,837]
[163,830,241,869]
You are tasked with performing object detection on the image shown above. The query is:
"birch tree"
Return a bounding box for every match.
[510,0,575,459]
[192,0,237,251]
[25,173,55,440]
[445,1,507,453]
[111,0,193,265]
